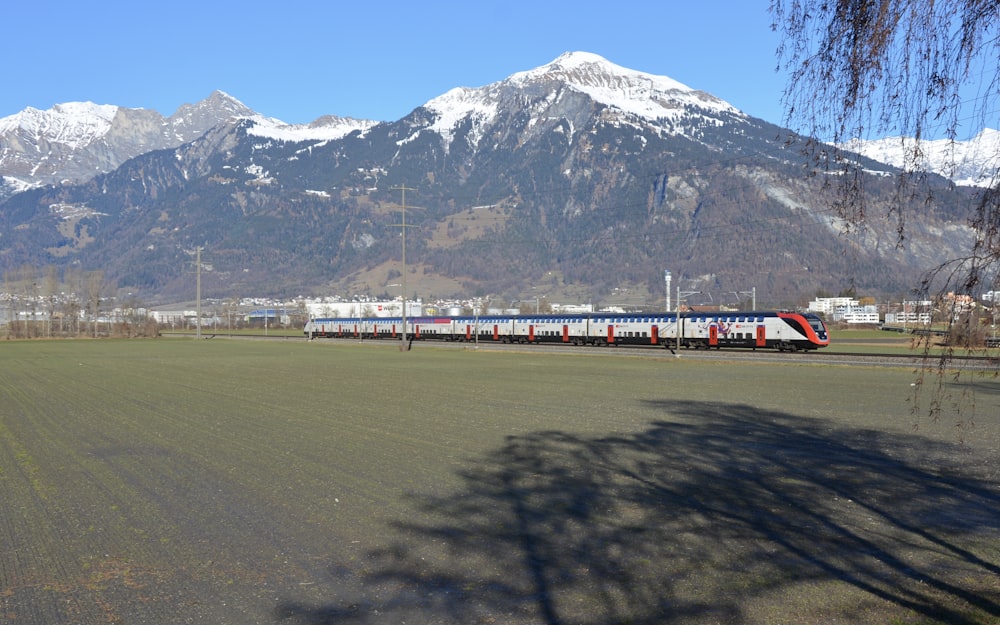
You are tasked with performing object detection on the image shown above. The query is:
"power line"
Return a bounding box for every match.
[389,185,421,351]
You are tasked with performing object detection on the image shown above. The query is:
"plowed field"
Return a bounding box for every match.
[1,339,998,624]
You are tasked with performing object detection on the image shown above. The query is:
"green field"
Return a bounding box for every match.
[830,326,1000,355]
[1,339,998,624]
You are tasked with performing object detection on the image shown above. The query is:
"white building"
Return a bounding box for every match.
[303,298,422,319]
[840,309,881,324]
[885,300,933,325]
[807,297,856,315]
[149,310,188,325]
[808,297,881,323]
[551,303,594,314]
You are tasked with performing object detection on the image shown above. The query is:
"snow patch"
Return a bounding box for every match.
[49,202,107,220]
[845,128,1000,187]
[246,115,378,142]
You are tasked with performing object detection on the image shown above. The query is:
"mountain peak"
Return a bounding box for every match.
[170,91,255,122]
[420,51,742,152]
[511,51,737,118]
[519,51,691,91]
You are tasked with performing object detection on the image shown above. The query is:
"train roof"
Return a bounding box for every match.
[307,310,819,323]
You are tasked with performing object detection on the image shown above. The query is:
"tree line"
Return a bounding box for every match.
[2,265,158,339]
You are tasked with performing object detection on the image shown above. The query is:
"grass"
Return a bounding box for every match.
[829,326,1000,356]
[1,338,998,624]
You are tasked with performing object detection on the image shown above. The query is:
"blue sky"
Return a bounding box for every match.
[3,1,788,125]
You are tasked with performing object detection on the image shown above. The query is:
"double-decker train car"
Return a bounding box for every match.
[304,310,830,351]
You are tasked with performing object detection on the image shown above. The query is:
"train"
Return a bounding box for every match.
[303,310,830,351]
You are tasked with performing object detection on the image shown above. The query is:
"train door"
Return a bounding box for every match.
[755,325,766,347]
[651,325,659,345]
[562,324,569,342]
[709,325,718,347]
[465,324,472,341]
[607,325,615,344]
[493,324,499,341]
[529,324,535,342]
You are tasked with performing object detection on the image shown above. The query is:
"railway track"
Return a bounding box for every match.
[187,332,1000,371]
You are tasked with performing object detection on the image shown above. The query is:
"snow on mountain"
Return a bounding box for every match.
[0,93,251,192]
[246,114,379,142]
[0,101,119,150]
[0,91,381,199]
[1,53,745,193]
[846,128,1000,187]
[421,51,742,150]
[508,51,737,118]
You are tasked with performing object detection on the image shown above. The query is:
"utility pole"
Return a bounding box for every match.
[188,246,209,339]
[676,285,700,357]
[734,287,757,310]
[390,185,420,351]
[196,246,202,339]
[665,270,671,312]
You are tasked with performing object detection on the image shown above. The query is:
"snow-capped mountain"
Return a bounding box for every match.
[506,51,738,123]
[846,128,1000,187]
[418,51,743,151]
[0,91,376,199]
[0,52,977,304]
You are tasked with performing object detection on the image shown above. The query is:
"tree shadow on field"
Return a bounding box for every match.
[276,401,1000,625]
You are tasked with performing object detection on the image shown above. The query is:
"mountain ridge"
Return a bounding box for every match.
[0,52,982,307]
[0,90,377,199]
[847,128,1000,187]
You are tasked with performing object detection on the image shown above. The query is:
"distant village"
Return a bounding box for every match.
[3,288,997,338]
